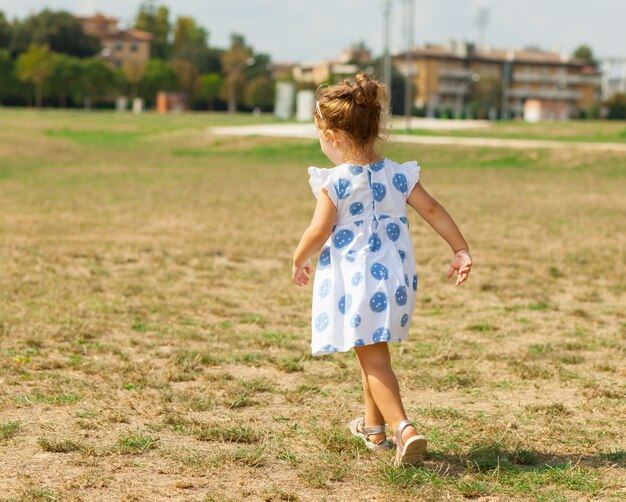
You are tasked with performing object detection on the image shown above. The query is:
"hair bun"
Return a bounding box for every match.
[353,73,379,107]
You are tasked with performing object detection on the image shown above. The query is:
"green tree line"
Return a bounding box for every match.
[0,2,275,111]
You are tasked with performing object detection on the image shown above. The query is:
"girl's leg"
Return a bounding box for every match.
[357,361,386,444]
[354,342,418,443]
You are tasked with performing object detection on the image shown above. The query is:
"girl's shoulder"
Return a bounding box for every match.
[385,158,420,172]
[307,163,351,178]
[386,157,420,177]
[383,158,421,195]
[307,163,353,190]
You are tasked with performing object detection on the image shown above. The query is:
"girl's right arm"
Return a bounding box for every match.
[292,189,337,287]
[407,182,473,286]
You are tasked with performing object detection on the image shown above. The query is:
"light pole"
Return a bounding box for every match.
[403,0,415,132]
[381,0,392,94]
[455,73,480,119]
[475,7,490,49]
[227,57,255,114]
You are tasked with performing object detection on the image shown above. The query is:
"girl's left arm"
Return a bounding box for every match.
[407,182,473,286]
[292,189,337,287]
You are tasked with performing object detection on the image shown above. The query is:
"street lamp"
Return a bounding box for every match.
[455,73,480,119]
[381,0,392,93]
[403,0,415,132]
[227,57,255,114]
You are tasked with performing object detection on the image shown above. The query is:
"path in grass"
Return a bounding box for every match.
[209,121,626,152]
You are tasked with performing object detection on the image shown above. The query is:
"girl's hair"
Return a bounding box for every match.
[314,73,389,155]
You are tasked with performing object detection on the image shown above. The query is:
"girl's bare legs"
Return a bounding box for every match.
[359,364,386,444]
[354,342,418,443]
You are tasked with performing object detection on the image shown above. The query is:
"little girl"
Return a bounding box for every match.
[292,73,473,467]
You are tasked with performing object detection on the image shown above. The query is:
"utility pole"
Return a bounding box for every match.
[501,51,514,120]
[381,0,392,96]
[403,0,415,132]
[475,7,490,49]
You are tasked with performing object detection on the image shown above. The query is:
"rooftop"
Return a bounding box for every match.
[395,41,594,67]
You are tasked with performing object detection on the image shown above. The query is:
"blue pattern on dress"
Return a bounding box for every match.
[308,159,421,356]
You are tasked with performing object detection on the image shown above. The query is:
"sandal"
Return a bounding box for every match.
[349,417,392,450]
[392,419,427,467]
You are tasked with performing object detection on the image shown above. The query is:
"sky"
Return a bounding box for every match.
[0,0,624,62]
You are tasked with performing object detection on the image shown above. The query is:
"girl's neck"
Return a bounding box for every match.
[342,149,383,166]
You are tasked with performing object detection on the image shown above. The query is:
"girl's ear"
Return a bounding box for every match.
[325,129,340,146]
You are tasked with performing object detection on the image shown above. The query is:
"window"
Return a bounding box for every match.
[130,42,139,52]
[115,41,123,51]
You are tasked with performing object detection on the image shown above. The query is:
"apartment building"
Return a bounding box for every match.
[76,14,153,70]
[291,46,371,87]
[394,41,601,118]
[292,61,361,86]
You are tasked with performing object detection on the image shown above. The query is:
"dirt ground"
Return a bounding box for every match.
[0,111,624,501]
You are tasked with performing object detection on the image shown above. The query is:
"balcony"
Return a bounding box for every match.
[438,83,473,95]
[439,68,472,79]
[508,88,581,101]
[514,72,600,86]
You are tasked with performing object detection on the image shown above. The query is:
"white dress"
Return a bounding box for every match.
[308,158,420,356]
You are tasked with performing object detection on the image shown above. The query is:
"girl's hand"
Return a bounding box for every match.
[447,249,473,286]
[292,259,313,287]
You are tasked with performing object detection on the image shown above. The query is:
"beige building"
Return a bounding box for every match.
[76,14,153,70]
[394,41,601,118]
[292,46,371,86]
[292,61,361,86]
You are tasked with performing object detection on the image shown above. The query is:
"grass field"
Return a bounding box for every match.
[0,110,624,501]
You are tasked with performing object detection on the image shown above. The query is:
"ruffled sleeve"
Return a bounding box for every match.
[308,166,338,207]
[403,161,420,196]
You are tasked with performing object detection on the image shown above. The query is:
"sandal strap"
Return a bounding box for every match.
[362,424,386,435]
[358,417,386,436]
[395,419,414,449]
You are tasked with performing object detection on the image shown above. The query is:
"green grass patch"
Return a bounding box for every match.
[16,393,82,406]
[226,445,267,468]
[0,421,21,440]
[45,128,147,147]
[117,432,159,454]
[193,424,260,443]
[37,436,86,453]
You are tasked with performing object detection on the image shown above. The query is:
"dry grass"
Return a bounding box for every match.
[0,110,624,501]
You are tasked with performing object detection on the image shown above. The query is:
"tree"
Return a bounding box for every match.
[573,45,597,67]
[220,34,253,76]
[469,75,502,119]
[122,60,147,98]
[171,59,200,103]
[170,16,214,72]
[245,75,274,111]
[47,53,82,107]
[0,48,21,104]
[79,58,115,108]
[141,58,178,104]
[0,11,11,48]
[10,10,100,58]
[173,41,214,73]
[606,93,626,120]
[243,53,271,80]
[220,34,254,112]
[134,1,170,59]
[172,16,208,53]
[16,43,54,107]
[199,72,223,110]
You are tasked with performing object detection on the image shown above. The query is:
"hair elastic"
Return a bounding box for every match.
[315,100,323,119]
